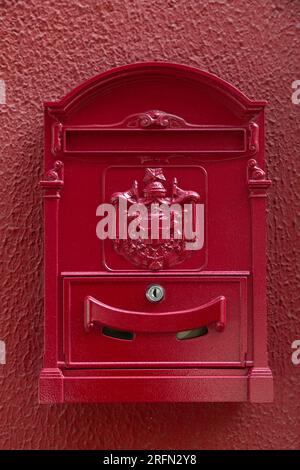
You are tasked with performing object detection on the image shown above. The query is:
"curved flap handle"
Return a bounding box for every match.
[85,295,226,333]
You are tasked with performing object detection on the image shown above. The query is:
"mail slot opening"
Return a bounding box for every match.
[102,327,134,341]
[176,326,208,340]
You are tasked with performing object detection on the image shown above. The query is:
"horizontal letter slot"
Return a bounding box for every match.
[64,128,246,154]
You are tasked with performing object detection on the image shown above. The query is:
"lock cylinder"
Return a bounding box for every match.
[146,284,165,303]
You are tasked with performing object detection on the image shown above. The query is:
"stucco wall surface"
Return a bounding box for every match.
[0,0,300,449]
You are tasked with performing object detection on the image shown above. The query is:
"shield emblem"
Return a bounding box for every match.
[111,168,201,270]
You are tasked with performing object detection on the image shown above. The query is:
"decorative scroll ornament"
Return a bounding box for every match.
[40,161,64,198]
[125,110,189,129]
[248,159,266,180]
[247,159,271,197]
[45,160,64,181]
[52,122,63,156]
[248,122,259,155]
[111,168,201,270]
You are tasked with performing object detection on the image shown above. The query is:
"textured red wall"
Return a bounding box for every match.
[0,0,300,450]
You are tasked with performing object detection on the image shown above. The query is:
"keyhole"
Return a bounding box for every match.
[146,284,165,303]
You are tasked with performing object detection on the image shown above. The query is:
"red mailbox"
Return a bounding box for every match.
[39,62,273,403]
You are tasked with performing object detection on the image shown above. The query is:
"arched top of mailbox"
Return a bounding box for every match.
[46,62,266,124]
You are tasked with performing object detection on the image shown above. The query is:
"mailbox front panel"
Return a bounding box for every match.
[63,275,248,367]
[40,63,273,403]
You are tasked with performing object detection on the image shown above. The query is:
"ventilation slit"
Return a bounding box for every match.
[176,326,208,340]
[102,327,134,341]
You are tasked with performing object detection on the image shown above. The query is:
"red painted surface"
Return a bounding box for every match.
[0,0,300,449]
[40,63,272,403]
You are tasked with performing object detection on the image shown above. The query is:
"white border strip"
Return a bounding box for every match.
[0,80,6,105]
[0,340,6,364]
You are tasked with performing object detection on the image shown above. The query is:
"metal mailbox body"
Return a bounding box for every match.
[39,62,273,403]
